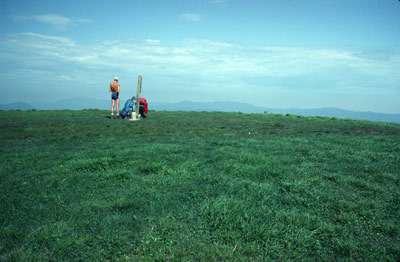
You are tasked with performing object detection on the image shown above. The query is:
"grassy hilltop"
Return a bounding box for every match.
[1,110,399,261]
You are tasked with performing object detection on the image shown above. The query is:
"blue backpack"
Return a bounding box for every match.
[120,109,128,118]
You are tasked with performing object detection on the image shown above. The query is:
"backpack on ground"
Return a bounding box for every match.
[119,97,136,118]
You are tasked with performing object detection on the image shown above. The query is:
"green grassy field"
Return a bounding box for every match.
[1,109,399,261]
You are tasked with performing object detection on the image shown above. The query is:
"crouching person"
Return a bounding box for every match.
[119,96,136,119]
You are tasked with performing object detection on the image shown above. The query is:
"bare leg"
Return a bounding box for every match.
[116,98,120,115]
[111,100,115,114]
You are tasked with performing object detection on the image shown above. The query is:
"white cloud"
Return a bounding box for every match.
[2,32,399,79]
[211,0,229,4]
[9,14,92,30]
[145,39,161,44]
[2,32,399,81]
[1,32,399,112]
[180,13,201,22]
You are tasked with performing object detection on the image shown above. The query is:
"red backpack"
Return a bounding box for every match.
[140,98,148,114]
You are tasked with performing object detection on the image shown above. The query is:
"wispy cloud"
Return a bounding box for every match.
[9,14,92,30]
[1,32,399,112]
[211,0,229,4]
[180,13,201,22]
[2,32,399,81]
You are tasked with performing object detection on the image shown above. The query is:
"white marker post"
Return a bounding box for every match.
[130,75,142,121]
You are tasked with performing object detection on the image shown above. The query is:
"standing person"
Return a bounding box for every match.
[109,76,120,116]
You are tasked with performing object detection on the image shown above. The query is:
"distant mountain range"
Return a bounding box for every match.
[0,102,35,110]
[151,101,400,123]
[1,100,399,124]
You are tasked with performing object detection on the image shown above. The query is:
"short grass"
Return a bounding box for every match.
[1,109,399,261]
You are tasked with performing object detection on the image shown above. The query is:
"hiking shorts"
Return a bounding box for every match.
[111,93,119,100]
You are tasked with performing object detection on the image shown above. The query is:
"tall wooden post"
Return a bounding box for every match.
[130,75,142,120]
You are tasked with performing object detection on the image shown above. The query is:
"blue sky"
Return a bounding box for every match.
[1,0,399,113]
